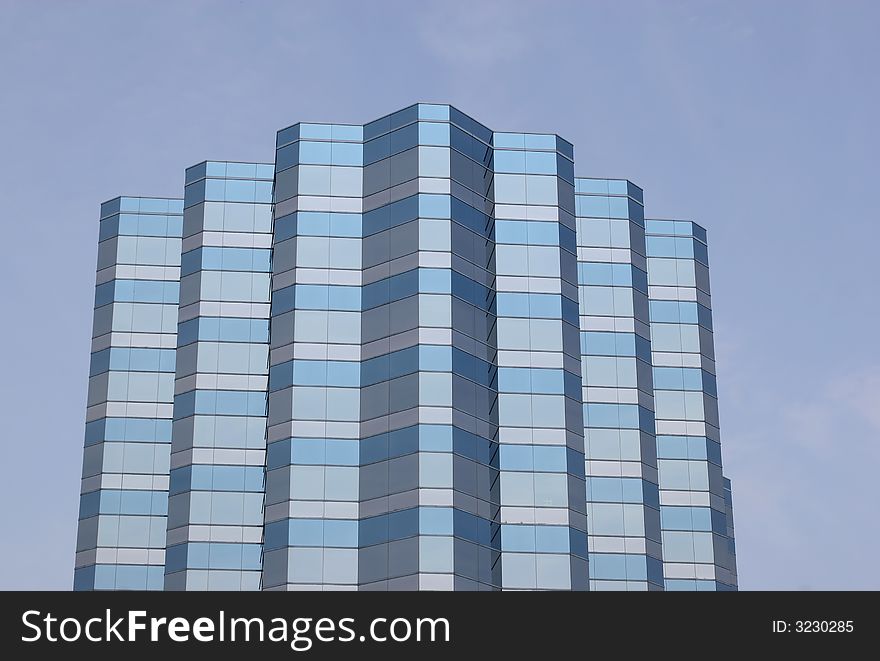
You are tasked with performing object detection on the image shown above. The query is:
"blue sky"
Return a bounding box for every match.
[1,0,877,589]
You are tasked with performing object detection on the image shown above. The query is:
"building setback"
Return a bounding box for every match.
[75,103,737,591]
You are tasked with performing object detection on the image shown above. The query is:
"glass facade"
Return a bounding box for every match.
[355,107,499,591]
[644,219,738,590]
[76,197,183,590]
[264,124,363,590]
[575,179,663,590]
[164,162,274,590]
[75,104,737,591]
[494,133,587,590]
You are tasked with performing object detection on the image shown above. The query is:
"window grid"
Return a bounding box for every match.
[75,105,736,592]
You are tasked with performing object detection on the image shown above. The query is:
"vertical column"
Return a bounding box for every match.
[358,104,498,590]
[723,477,738,587]
[492,133,587,590]
[164,162,273,590]
[75,197,183,590]
[574,179,664,590]
[645,219,737,590]
[263,123,364,590]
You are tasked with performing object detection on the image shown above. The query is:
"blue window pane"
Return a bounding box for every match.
[418,122,450,146]
[299,141,332,165]
[419,507,454,535]
[419,194,451,219]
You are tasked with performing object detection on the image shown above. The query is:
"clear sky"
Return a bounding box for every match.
[1,0,877,590]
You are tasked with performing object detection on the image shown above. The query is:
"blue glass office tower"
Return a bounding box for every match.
[645,218,738,590]
[75,104,737,591]
[76,197,183,590]
[575,179,663,590]
[164,162,274,590]
[264,125,363,590]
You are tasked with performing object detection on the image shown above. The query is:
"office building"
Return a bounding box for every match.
[75,104,737,591]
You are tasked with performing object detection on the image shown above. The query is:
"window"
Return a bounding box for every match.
[418,147,450,178]
[658,459,710,491]
[648,257,696,287]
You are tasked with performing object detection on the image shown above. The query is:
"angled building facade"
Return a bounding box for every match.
[75,103,737,591]
[575,179,664,590]
[645,218,737,590]
[76,197,183,590]
[164,162,275,590]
